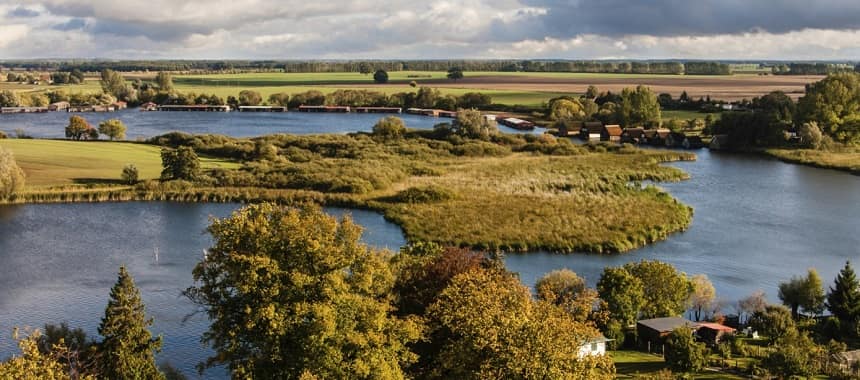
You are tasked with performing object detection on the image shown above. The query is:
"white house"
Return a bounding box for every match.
[578,335,611,358]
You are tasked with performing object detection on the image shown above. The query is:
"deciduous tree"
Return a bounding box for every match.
[624,260,691,319]
[238,90,262,106]
[778,268,825,318]
[65,115,97,140]
[688,274,716,321]
[154,71,174,92]
[98,119,127,141]
[372,116,407,141]
[664,327,708,373]
[596,266,644,327]
[160,146,200,181]
[536,269,599,324]
[0,146,25,199]
[374,69,389,84]
[446,67,463,80]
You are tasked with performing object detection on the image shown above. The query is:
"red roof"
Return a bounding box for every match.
[604,125,623,136]
[696,322,735,332]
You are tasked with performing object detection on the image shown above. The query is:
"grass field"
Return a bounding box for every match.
[662,110,720,121]
[766,148,860,174]
[0,139,239,187]
[612,350,747,379]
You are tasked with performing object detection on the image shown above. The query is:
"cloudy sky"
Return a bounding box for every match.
[1,0,860,60]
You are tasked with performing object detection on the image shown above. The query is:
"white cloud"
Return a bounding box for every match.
[0,24,29,48]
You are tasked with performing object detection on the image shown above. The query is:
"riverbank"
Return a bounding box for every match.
[0,135,696,254]
[765,148,860,175]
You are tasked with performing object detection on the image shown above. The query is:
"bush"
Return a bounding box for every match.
[121,164,139,184]
[372,116,406,140]
[391,186,454,203]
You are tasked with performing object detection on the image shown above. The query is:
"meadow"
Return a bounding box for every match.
[1,132,696,254]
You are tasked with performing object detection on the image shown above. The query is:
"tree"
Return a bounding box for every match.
[0,89,19,107]
[70,69,85,84]
[536,269,599,324]
[97,119,127,141]
[358,62,373,75]
[267,92,290,107]
[797,72,860,144]
[0,146,25,199]
[160,146,200,181]
[749,305,795,343]
[372,116,406,140]
[374,69,389,84]
[778,268,825,318]
[664,327,708,373]
[428,268,615,380]
[446,67,463,80]
[827,261,860,324]
[596,266,644,327]
[585,85,599,99]
[548,98,585,121]
[99,69,126,98]
[453,108,497,140]
[154,71,173,92]
[409,80,417,88]
[688,274,716,321]
[761,330,823,379]
[238,90,262,106]
[616,85,662,128]
[0,329,95,380]
[414,87,441,109]
[457,92,492,109]
[186,204,420,378]
[65,115,97,140]
[121,164,139,185]
[98,266,164,379]
[624,260,690,319]
[737,290,768,325]
[798,122,824,149]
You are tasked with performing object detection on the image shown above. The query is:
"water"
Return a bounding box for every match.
[0,149,858,377]
[0,110,537,139]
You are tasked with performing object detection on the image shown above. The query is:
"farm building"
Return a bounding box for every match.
[637,317,698,353]
[498,117,535,130]
[49,101,70,111]
[621,127,645,144]
[578,335,611,358]
[557,120,583,137]
[601,124,623,142]
[695,322,735,345]
[580,121,603,141]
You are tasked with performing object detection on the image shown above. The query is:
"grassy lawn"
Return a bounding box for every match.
[662,110,720,121]
[613,350,747,379]
[0,139,239,187]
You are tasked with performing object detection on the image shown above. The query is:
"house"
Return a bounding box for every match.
[578,335,611,358]
[601,125,623,142]
[709,134,730,150]
[48,101,70,112]
[695,322,735,345]
[637,317,698,353]
[621,127,645,144]
[682,135,705,149]
[580,121,603,141]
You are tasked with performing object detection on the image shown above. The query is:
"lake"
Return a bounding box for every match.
[0,149,858,378]
[0,109,538,138]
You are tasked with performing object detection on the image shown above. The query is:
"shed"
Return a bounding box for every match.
[140,102,158,111]
[621,127,645,144]
[832,350,860,374]
[637,317,698,353]
[557,120,583,137]
[49,101,70,111]
[646,129,671,146]
[601,125,623,142]
[581,121,603,141]
[578,335,612,358]
[695,322,735,345]
[665,132,686,147]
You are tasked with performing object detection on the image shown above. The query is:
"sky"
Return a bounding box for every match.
[1,0,860,60]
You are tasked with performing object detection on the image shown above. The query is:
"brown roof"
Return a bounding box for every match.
[624,127,645,138]
[603,125,623,136]
[696,322,735,333]
[584,121,603,128]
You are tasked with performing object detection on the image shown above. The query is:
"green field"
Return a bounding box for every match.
[662,110,721,121]
[0,139,239,187]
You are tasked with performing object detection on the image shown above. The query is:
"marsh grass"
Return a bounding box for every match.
[766,148,860,174]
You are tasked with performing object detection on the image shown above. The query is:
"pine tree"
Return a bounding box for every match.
[827,261,860,323]
[98,266,164,380]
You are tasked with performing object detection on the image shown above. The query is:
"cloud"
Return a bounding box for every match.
[0,0,858,59]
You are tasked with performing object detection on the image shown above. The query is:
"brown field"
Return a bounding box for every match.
[349,74,823,101]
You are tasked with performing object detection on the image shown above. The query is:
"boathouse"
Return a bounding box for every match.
[621,127,645,144]
[297,105,350,113]
[238,106,287,112]
[0,107,49,114]
[49,101,70,112]
[581,121,603,141]
[354,106,402,114]
[157,105,231,112]
[601,124,623,142]
[140,102,158,111]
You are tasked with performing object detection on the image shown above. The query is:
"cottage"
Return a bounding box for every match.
[48,101,70,112]
[601,124,623,142]
[682,135,705,149]
[637,317,698,353]
[621,127,645,144]
[695,322,735,345]
[580,121,603,141]
[578,335,611,358]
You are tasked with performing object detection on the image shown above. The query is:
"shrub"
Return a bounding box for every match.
[372,116,406,140]
[391,186,453,203]
[121,164,139,184]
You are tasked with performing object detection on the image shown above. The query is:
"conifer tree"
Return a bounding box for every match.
[828,261,860,323]
[98,266,164,380]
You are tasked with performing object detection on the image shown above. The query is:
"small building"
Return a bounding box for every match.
[437,110,457,118]
[645,128,671,146]
[695,322,735,345]
[637,317,698,353]
[498,117,536,131]
[297,105,350,113]
[238,106,287,112]
[483,114,497,122]
[665,131,687,148]
[48,101,70,112]
[112,101,128,110]
[578,335,611,358]
[682,135,705,149]
[601,124,623,142]
[0,106,49,113]
[557,120,583,137]
[140,102,158,111]
[581,121,603,141]
[709,134,730,150]
[621,127,645,144]
[354,106,401,114]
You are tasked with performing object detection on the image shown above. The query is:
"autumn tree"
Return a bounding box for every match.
[0,329,95,380]
[186,203,421,379]
[737,290,768,325]
[536,269,600,324]
[664,327,708,373]
[453,108,497,140]
[65,115,98,140]
[160,146,200,181]
[428,268,615,380]
[548,98,585,121]
[98,266,164,379]
[778,268,826,318]
[624,260,691,319]
[688,274,716,321]
[98,119,127,140]
[0,146,25,199]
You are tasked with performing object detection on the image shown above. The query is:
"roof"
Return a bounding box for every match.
[603,125,623,136]
[584,121,603,128]
[655,128,671,138]
[834,350,860,363]
[624,127,645,138]
[696,322,735,332]
[637,317,697,333]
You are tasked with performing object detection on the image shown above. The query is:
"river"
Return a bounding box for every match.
[0,109,535,138]
[0,148,857,378]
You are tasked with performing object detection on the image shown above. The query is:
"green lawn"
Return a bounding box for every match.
[662,110,720,121]
[612,350,747,379]
[0,139,239,187]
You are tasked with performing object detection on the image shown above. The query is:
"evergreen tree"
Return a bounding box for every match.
[98,266,164,380]
[828,261,860,323]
